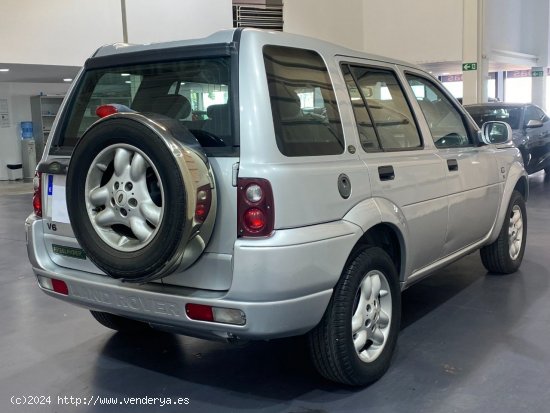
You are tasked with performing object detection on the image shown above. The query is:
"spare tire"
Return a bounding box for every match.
[66,113,216,283]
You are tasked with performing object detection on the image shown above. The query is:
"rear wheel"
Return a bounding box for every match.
[66,115,216,282]
[308,247,401,386]
[480,190,527,274]
[90,311,151,333]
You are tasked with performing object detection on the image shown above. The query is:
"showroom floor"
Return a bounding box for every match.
[1,172,549,413]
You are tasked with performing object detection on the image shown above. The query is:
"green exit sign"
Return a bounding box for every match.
[532,70,544,77]
[462,62,478,71]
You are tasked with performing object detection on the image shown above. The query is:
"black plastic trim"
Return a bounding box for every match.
[36,159,70,175]
[85,43,233,70]
[230,29,244,150]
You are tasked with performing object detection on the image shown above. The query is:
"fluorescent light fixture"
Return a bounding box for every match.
[125,81,131,84]
[63,78,73,82]
[121,73,130,76]
[442,72,450,75]
[180,82,186,85]
[0,68,9,72]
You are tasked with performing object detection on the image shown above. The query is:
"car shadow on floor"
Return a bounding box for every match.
[90,256,506,405]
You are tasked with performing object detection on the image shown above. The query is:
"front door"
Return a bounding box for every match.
[404,71,500,255]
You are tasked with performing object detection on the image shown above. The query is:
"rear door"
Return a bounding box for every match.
[339,60,449,273]
[404,70,500,255]
[41,52,240,289]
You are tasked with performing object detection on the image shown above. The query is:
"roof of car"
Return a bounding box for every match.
[91,28,428,74]
[464,102,531,109]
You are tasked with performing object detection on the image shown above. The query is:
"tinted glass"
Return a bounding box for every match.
[466,105,522,130]
[407,75,472,148]
[349,66,421,150]
[341,65,380,151]
[263,45,344,156]
[524,106,548,124]
[55,57,233,151]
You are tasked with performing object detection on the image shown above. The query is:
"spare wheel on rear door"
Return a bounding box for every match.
[66,113,217,283]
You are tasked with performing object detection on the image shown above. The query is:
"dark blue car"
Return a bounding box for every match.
[465,103,550,175]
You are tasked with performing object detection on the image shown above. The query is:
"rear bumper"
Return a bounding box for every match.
[26,215,362,340]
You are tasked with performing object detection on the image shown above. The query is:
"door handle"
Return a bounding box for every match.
[378,165,395,181]
[447,159,459,171]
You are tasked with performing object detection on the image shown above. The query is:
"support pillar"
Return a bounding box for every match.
[531,67,547,111]
[462,0,489,104]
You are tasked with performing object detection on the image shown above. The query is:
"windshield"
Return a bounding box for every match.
[465,106,522,130]
[54,56,234,153]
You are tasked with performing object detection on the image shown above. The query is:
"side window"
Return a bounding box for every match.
[341,65,380,151]
[343,64,422,151]
[263,45,345,157]
[407,74,472,148]
[525,106,547,124]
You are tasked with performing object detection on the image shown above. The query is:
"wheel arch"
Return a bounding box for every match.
[487,162,528,244]
[343,197,409,282]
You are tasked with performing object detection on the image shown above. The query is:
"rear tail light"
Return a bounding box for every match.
[32,172,42,217]
[195,185,212,223]
[237,178,274,237]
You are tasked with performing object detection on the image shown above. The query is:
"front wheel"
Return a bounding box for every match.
[480,190,527,274]
[308,246,401,386]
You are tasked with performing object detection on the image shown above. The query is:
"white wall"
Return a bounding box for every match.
[126,0,233,44]
[0,83,69,180]
[0,0,123,66]
[485,0,523,56]
[284,0,365,51]
[519,0,550,65]
[362,0,463,63]
[1,0,234,66]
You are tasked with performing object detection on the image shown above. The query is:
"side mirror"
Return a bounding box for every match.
[480,121,513,145]
[525,119,543,129]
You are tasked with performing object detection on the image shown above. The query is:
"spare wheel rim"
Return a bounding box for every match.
[84,143,165,252]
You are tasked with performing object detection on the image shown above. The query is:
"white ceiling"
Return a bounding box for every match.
[419,60,531,76]
[0,63,81,83]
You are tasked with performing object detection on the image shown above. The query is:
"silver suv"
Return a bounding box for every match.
[26,29,528,386]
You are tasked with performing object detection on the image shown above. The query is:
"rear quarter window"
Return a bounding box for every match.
[263,45,345,156]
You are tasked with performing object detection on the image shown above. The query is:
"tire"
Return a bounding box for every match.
[480,190,527,274]
[66,115,215,282]
[90,311,151,333]
[308,246,401,386]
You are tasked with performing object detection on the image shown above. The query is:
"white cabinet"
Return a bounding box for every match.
[30,95,64,159]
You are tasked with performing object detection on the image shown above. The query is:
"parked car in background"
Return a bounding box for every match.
[465,103,550,175]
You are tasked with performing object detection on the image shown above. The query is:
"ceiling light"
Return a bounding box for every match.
[442,72,450,75]
[63,78,73,82]
[0,68,9,72]
[125,81,131,84]
[121,73,130,76]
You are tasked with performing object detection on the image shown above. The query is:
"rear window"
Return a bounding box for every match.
[263,45,345,156]
[54,57,234,153]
